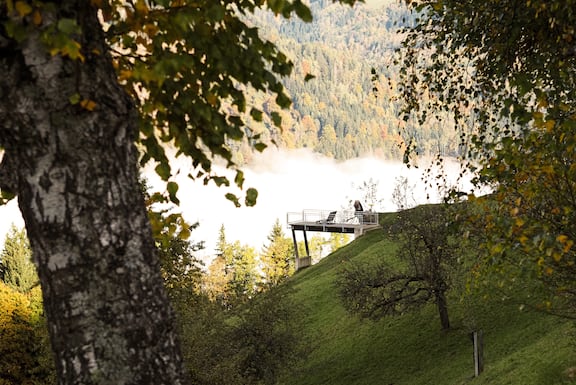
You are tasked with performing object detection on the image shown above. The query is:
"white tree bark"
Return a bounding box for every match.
[0,4,187,384]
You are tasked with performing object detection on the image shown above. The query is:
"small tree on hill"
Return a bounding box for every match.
[391,175,417,211]
[338,204,461,330]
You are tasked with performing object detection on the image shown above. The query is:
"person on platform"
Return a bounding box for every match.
[354,200,364,223]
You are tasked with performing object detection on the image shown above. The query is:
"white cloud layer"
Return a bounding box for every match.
[0,149,477,260]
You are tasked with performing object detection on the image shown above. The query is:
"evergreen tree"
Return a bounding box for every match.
[226,241,259,300]
[205,254,229,301]
[261,219,295,286]
[210,225,259,302]
[0,225,38,293]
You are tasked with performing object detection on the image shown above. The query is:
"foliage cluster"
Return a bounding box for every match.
[97,0,348,206]
[0,283,55,385]
[0,229,54,385]
[176,286,303,385]
[396,0,576,317]
[143,182,307,384]
[155,219,305,385]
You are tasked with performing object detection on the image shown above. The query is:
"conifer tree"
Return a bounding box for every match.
[261,219,294,286]
[209,225,259,302]
[0,225,37,293]
[226,241,259,300]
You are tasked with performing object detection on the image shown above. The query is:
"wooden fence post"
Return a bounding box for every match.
[472,330,484,377]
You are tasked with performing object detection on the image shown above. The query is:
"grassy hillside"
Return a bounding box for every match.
[279,217,576,385]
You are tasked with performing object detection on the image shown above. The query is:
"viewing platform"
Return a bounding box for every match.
[287,209,380,270]
[286,209,380,234]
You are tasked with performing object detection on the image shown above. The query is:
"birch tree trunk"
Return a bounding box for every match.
[0,4,186,384]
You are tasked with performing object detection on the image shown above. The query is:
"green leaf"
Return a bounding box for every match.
[271,111,282,127]
[3,20,28,42]
[245,188,258,207]
[212,176,229,187]
[304,73,316,82]
[57,18,81,35]
[207,4,225,21]
[167,181,179,205]
[69,93,81,105]
[155,162,171,181]
[254,142,267,152]
[234,170,245,189]
[276,92,291,108]
[267,0,285,14]
[226,193,241,207]
[250,108,263,122]
[294,0,312,22]
[0,189,16,205]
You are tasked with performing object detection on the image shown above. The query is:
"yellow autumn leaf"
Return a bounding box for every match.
[540,164,554,175]
[491,243,504,254]
[6,0,14,14]
[545,119,555,132]
[15,0,32,17]
[537,95,548,109]
[119,69,133,81]
[552,252,562,263]
[206,93,218,107]
[80,99,97,111]
[557,234,569,243]
[32,9,42,25]
[143,23,159,37]
[564,240,574,253]
[134,0,149,14]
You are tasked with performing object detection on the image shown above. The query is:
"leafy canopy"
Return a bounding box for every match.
[398,0,576,314]
[2,0,359,206]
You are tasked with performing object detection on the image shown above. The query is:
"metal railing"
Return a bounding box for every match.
[287,209,379,226]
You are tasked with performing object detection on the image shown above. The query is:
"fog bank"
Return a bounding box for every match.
[0,148,475,260]
[157,148,473,258]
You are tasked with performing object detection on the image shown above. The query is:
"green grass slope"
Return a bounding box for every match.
[280,219,576,385]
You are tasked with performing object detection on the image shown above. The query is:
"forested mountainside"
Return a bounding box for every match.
[231,0,461,164]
